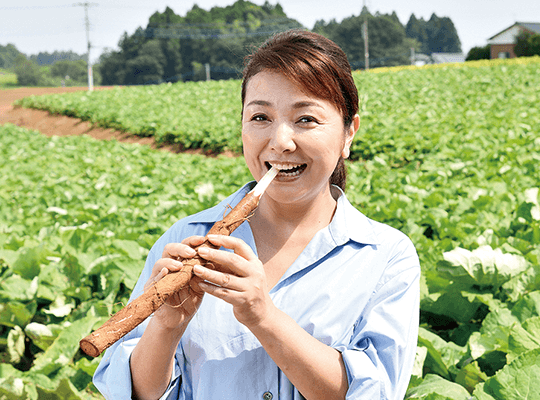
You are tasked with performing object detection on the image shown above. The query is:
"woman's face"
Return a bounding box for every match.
[242,71,358,206]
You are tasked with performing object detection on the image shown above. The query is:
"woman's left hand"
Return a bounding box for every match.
[193,234,275,329]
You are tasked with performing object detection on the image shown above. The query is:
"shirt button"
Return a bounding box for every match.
[263,391,273,400]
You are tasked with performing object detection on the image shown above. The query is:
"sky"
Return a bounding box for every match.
[1,0,539,64]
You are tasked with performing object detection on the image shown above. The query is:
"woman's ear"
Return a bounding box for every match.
[342,114,360,159]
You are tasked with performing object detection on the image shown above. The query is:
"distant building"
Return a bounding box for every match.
[430,53,466,64]
[487,22,540,59]
[412,52,465,66]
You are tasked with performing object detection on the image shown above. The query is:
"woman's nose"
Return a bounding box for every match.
[269,122,296,153]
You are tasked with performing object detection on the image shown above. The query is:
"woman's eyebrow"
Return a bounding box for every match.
[245,100,323,109]
[292,101,323,110]
[245,100,272,108]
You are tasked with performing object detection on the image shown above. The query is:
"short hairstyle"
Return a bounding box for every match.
[241,30,359,190]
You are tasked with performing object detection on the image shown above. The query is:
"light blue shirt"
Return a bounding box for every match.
[94,182,420,400]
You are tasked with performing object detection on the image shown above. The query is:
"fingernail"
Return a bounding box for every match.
[172,260,183,267]
[198,247,209,256]
[193,265,204,275]
[186,247,196,256]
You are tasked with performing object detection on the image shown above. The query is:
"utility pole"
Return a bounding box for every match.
[362,0,369,70]
[205,63,211,81]
[74,2,98,91]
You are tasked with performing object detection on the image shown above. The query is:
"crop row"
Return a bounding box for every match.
[15,57,540,165]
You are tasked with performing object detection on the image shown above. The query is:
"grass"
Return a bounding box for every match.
[0,68,19,89]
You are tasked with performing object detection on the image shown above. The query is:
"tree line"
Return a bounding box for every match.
[2,0,467,87]
[97,1,463,85]
[313,8,461,70]
[0,45,97,87]
[98,1,301,85]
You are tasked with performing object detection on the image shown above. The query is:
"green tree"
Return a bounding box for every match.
[29,50,85,66]
[426,14,461,53]
[97,49,126,85]
[515,31,540,57]
[50,59,87,83]
[98,0,301,84]
[147,6,183,81]
[0,44,24,69]
[126,39,166,84]
[405,14,428,52]
[314,9,418,69]
[13,54,42,86]
[466,45,491,61]
[405,14,461,54]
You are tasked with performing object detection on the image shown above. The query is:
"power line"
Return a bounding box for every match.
[135,22,303,40]
[0,5,74,10]
[145,18,294,28]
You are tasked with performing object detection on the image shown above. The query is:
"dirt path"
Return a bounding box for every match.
[0,86,189,153]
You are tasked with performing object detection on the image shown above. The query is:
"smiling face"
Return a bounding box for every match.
[242,71,358,207]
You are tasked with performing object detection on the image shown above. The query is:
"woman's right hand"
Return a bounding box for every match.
[145,235,207,330]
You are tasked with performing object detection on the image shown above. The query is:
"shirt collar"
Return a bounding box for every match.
[188,182,380,246]
[329,185,381,246]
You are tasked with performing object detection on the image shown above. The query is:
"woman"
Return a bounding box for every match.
[94,30,420,400]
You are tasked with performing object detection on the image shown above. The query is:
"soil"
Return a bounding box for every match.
[0,86,228,155]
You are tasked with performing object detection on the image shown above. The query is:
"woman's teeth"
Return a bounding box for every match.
[267,162,306,176]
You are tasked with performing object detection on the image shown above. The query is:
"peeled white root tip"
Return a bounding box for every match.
[251,166,279,197]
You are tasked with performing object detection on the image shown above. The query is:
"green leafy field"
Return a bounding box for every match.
[2,57,540,398]
[15,79,243,153]
[15,57,540,161]
[0,125,250,398]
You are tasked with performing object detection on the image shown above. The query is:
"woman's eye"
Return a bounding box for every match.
[298,116,317,124]
[251,114,268,122]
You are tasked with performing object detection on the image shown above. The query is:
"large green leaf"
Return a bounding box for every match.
[418,328,467,379]
[0,363,22,379]
[468,308,519,359]
[455,361,488,394]
[0,275,38,301]
[24,322,63,351]
[32,315,101,375]
[421,288,483,324]
[511,291,540,322]
[7,326,25,364]
[502,264,540,302]
[35,376,84,400]
[11,246,51,280]
[0,300,37,328]
[474,348,540,399]
[438,246,528,289]
[0,375,37,400]
[406,374,471,400]
[507,316,540,362]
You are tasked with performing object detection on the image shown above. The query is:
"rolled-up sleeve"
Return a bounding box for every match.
[341,239,420,399]
[93,327,182,400]
[93,228,186,400]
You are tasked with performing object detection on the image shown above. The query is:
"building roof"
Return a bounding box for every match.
[519,22,540,34]
[489,22,540,41]
[431,53,466,64]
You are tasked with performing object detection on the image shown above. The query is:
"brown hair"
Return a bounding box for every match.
[241,30,359,190]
